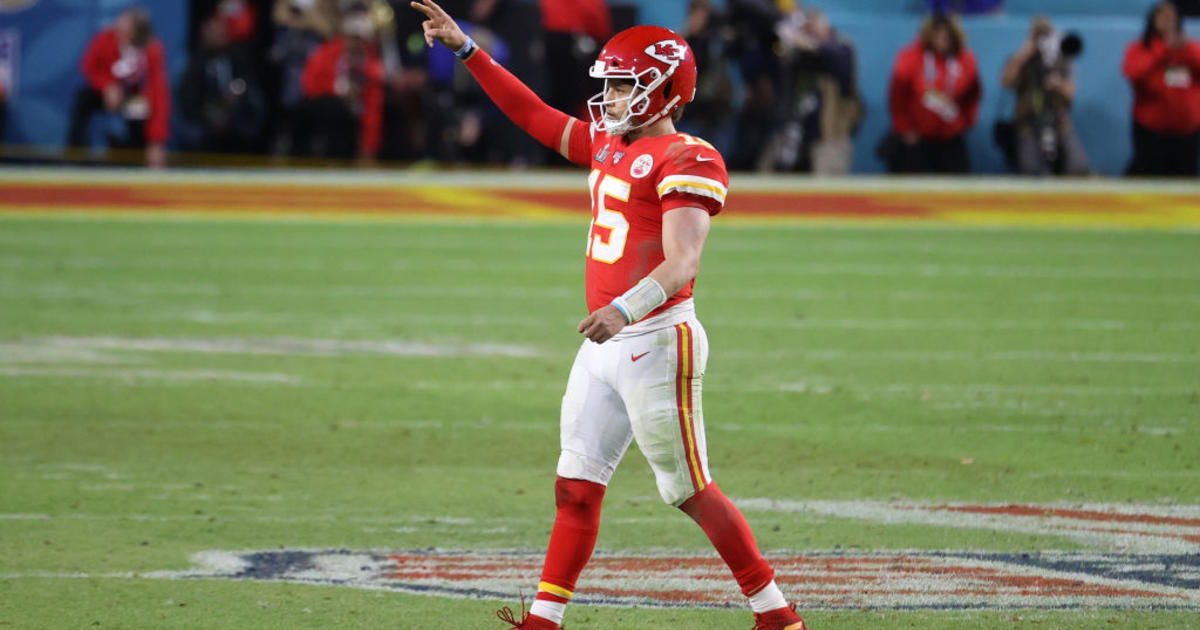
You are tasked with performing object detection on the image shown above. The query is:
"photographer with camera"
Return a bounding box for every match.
[999,16,1089,176]
[1123,1,1200,176]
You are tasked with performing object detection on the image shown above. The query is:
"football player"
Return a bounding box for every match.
[411,2,808,628]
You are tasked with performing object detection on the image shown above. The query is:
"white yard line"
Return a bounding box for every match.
[708,317,1178,332]
[703,262,1200,280]
[734,500,1200,554]
[714,380,1195,397]
[0,366,301,385]
[0,336,545,362]
[722,348,1200,364]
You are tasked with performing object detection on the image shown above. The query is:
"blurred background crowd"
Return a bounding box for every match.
[2,0,1200,175]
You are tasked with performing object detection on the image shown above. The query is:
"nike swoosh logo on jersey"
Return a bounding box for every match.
[696,155,716,162]
[631,351,651,362]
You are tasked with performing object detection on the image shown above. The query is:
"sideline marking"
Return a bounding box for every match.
[2,170,1199,228]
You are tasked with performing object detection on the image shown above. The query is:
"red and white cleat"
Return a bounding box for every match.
[495,598,560,630]
[752,603,808,630]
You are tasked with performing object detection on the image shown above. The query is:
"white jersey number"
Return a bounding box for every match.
[587,169,631,264]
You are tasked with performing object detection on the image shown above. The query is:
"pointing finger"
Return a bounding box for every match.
[424,0,449,18]
[410,1,434,18]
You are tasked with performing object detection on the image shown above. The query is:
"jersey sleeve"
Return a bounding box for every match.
[655,138,729,216]
[463,48,592,167]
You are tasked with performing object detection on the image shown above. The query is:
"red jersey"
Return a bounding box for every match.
[300,37,385,157]
[889,41,981,140]
[1123,37,1200,135]
[215,0,257,44]
[583,130,728,317]
[79,28,170,143]
[539,0,612,42]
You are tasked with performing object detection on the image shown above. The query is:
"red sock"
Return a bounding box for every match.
[535,476,606,609]
[678,482,775,596]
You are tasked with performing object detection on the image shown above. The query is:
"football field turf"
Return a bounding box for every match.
[1,173,1199,629]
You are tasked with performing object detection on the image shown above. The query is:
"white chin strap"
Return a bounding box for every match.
[587,61,679,135]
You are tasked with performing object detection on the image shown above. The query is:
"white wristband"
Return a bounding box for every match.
[610,277,668,324]
[453,36,477,60]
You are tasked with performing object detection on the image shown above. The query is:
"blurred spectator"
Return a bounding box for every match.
[213,0,258,46]
[726,0,784,170]
[269,0,339,154]
[540,0,611,119]
[926,0,1003,15]
[999,15,1089,175]
[1123,1,1200,176]
[296,7,384,161]
[0,71,7,143]
[379,0,437,161]
[391,0,513,163]
[883,12,981,174]
[0,30,9,143]
[679,0,734,149]
[66,7,170,168]
[177,17,267,153]
[771,7,861,174]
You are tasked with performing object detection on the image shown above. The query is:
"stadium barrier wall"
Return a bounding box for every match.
[0,0,1185,175]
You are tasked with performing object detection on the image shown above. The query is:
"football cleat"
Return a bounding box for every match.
[495,597,560,630]
[751,603,808,630]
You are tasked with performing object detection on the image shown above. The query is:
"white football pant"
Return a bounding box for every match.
[557,299,713,505]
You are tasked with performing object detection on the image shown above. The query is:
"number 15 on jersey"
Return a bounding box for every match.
[587,169,631,264]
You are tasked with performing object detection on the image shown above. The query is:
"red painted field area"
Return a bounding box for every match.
[3,174,1200,227]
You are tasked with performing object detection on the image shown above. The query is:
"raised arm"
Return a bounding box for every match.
[1000,39,1035,90]
[411,0,592,166]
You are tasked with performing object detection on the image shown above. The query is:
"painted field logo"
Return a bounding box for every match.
[172,548,1200,611]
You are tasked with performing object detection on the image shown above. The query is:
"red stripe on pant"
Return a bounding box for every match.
[675,322,705,493]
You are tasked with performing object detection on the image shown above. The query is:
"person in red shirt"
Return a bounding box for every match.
[411,2,810,630]
[540,0,612,120]
[885,12,981,173]
[66,8,170,168]
[213,0,258,45]
[296,7,384,161]
[1123,1,1200,175]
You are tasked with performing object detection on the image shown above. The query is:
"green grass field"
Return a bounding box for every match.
[1,214,1198,629]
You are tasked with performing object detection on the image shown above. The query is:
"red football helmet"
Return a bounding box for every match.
[587,25,698,135]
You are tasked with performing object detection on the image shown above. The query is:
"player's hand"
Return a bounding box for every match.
[577,305,627,344]
[410,0,467,50]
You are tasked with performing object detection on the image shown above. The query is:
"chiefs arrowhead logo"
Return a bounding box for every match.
[645,39,686,63]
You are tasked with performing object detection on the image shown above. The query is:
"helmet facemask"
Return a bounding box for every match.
[587,61,677,136]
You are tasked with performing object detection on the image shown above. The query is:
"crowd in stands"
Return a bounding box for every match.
[52,0,1200,176]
